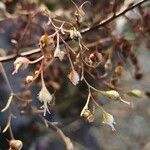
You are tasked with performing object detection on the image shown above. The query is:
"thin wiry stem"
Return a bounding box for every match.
[0,63,13,92]
[81,0,148,34]
[0,0,147,63]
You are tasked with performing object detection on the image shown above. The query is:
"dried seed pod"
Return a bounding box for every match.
[102,112,116,131]
[68,69,80,85]
[9,139,23,150]
[104,90,120,100]
[89,52,103,66]
[81,109,95,123]
[102,90,131,105]
[127,89,142,97]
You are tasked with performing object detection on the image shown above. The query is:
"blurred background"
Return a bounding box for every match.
[0,0,150,150]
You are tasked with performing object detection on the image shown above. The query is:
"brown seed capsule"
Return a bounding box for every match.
[9,139,23,150]
[81,109,95,123]
[89,52,103,64]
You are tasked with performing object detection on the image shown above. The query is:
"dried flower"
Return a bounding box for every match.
[89,52,103,67]
[68,69,80,85]
[9,139,23,150]
[12,57,30,75]
[38,83,53,116]
[102,112,116,131]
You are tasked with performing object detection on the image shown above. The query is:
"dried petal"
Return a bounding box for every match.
[68,69,80,85]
